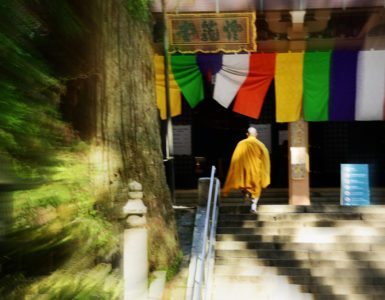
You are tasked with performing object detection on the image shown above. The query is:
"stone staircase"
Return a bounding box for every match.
[212,203,385,300]
[174,188,385,206]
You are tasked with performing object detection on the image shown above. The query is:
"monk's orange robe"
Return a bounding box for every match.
[223,136,270,198]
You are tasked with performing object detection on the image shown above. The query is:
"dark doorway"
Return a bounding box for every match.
[309,122,385,187]
[190,80,289,188]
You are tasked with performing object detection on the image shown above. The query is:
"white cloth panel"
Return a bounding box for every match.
[355,50,385,120]
[213,53,250,108]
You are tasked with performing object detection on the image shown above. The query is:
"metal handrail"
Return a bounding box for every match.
[190,166,220,300]
[204,177,220,300]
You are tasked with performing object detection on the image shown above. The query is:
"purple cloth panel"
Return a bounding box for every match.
[329,51,358,121]
[197,54,223,80]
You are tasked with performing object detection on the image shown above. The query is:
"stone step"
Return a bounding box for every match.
[215,241,385,251]
[218,212,385,221]
[216,226,385,236]
[238,192,384,198]
[212,290,383,300]
[216,233,385,244]
[176,195,385,206]
[174,196,341,205]
[211,279,313,300]
[223,199,385,205]
[219,204,385,214]
[176,188,385,194]
[214,257,385,269]
[222,198,295,205]
[175,198,196,202]
[214,274,385,288]
[215,249,385,260]
[221,188,381,197]
[211,190,385,300]
[214,264,385,278]
[214,276,385,299]
[225,189,289,197]
[217,219,385,228]
[212,277,385,299]
[303,284,385,295]
[310,189,385,196]
[308,294,385,300]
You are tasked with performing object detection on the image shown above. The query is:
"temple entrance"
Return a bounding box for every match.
[171,81,289,189]
[171,88,385,190]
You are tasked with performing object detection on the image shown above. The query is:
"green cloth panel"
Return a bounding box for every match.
[303,52,332,121]
[170,55,204,108]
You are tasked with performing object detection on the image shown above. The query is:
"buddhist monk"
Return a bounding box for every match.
[223,127,270,213]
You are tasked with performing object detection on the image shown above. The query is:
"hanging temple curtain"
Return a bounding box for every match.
[170,54,205,108]
[329,51,358,121]
[232,53,276,119]
[196,53,223,82]
[274,52,304,123]
[355,50,385,121]
[213,53,250,108]
[154,54,182,120]
[155,51,385,122]
[303,51,331,121]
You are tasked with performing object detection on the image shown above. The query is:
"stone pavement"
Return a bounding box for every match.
[162,204,196,300]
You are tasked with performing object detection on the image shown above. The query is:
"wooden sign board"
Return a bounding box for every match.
[167,12,256,53]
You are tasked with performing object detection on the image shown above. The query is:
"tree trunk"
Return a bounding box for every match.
[67,0,179,270]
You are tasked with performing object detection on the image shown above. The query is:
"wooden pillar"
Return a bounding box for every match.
[288,119,310,205]
[287,10,311,205]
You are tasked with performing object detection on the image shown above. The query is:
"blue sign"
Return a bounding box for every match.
[340,164,370,206]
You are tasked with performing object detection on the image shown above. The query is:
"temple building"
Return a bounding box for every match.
[152,0,385,204]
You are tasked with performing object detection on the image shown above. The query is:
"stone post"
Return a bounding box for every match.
[122,181,148,300]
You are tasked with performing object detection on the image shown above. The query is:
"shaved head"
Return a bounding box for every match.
[247,127,258,137]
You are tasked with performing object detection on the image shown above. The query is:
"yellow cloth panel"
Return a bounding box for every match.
[223,136,270,199]
[154,54,181,120]
[275,53,304,123]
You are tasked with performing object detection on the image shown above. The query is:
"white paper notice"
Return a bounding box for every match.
[173,125,192,155]
[290,147,307,164]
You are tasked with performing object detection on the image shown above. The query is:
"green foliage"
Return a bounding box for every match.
[125,0,152,22]
[0,273,27,299]
[0,1,121,298]
[166,250,183,281]
[1,265,123,300]
[1,150,121,298]
[30,264,122,299]
[29,0,84,39]
[9,151,119,256]
[147,216,180,273]
[0,0,65,180]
